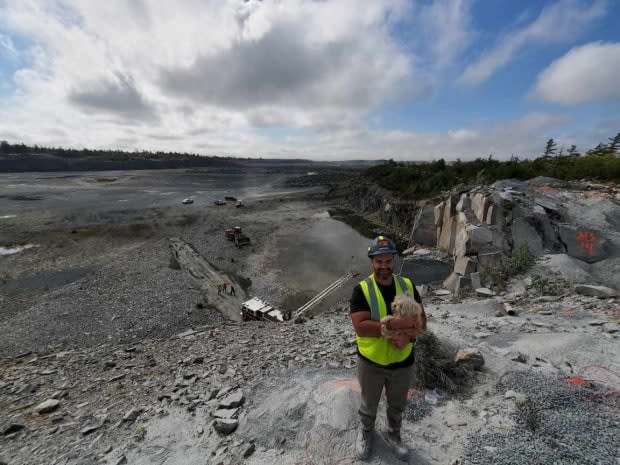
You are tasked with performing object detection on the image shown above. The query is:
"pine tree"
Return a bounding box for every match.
[543,138,557,157]
[608,132,620,155]
[567,144,579,156]
[587,143,609,156]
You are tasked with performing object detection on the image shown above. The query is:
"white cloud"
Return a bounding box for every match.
[533,41,620,105]
[419,0,474,71]
[0,1,609,160]
[0,0,419,136]
[459,0,606,85]
[0,33,17,55]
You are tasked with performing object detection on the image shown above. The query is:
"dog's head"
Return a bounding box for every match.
[391,292,421,317]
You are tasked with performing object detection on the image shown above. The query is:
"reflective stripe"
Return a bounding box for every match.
[395,275,407,294]
[364,277,380,321]
[356,273,417,366]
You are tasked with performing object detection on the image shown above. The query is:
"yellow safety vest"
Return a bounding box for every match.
[356,273,415,366]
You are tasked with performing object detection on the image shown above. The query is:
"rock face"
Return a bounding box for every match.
[558,225,610,263]
[349,177,619,292]
[431,179,619,291]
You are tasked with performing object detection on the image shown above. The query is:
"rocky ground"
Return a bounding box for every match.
[0,186,348,358]
[1,172,619,465]
[1,263,618,465]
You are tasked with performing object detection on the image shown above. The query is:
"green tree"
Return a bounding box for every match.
[587,143,609,156]
[544,138,557,157]
[567,144,579,156]
[608,132,620,155]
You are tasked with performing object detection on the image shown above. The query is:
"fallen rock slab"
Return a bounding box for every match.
[213,418,238,435]
[475,288,495,297]
[33,399,60,414]
[574,284,617,298]
[219,390,244,409]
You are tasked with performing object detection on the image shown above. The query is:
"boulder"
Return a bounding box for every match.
[470,272,482,289]
[442,272,461,292]
[534,197,567,219]
[438,215,456,253]
[591,257,620,290]
[574,285,617,298]
[219,390,244,409]
[2,416,25,435]
[457,275,471,291]
[507,351,528,363]
[535,254,592,283]
[475,288,495,297]
[454,256,477,275]
[213,408,240,419]
[455,348,484,370]
[34,399,60,414]
[512,217,544,256]
[455,224,494,256]
[558,225,609,263]
[213,419,238,435]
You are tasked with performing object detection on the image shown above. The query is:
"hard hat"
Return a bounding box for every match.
[367,235,398,257]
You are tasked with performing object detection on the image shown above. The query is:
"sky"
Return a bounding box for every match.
[0,0,619,161]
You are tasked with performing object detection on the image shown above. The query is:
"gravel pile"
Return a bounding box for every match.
[404,394,432,423]
[0,237,213,358]
[464,370,620,465]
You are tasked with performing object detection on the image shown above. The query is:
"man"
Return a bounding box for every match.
[350,235,426,461]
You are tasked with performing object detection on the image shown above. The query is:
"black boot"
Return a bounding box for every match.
[384,431,409,461]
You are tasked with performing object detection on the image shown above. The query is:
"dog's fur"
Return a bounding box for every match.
[381,292,425,340]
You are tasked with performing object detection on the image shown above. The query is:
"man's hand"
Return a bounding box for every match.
[390,333,410,349]
[385,315,417,331]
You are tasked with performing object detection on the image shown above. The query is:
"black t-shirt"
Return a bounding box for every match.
[349,278,423,369]
[350,280,422,315]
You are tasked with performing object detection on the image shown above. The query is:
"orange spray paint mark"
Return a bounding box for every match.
[575,231,603,256]
[567,376,588,386]
[332,379,361,394]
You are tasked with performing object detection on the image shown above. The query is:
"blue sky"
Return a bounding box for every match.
[0,0,619,160]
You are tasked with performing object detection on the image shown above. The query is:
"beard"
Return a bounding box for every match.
[374,267,393,280]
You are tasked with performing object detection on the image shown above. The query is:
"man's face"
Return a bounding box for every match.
[370,253,394,280]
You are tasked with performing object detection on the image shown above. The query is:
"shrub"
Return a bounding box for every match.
[482,245,535,290]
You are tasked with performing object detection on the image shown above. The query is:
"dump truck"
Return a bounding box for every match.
[224,226,251,247]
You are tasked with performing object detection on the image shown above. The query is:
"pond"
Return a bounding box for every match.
[272,210,451,312]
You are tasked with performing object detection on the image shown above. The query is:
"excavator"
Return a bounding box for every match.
[224,226,251,248]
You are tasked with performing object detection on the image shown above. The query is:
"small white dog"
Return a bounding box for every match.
[381,293,425,340]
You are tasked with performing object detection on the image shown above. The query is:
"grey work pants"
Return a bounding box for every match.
[357,355,412,433]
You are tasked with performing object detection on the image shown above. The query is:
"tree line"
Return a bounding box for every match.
[0,140,206,161]
[367,132,620,199]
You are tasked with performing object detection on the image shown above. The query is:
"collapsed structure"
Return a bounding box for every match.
[241,297,292,322]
